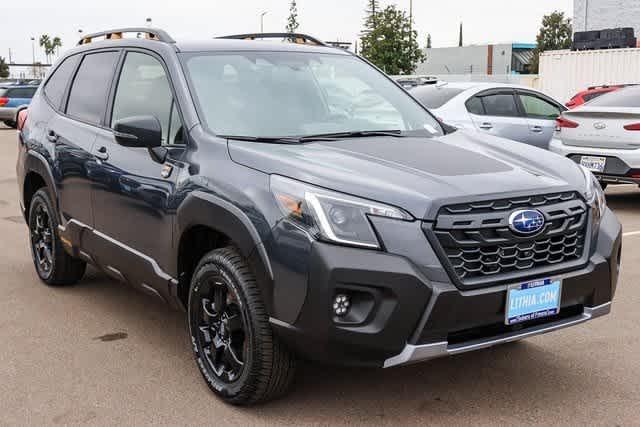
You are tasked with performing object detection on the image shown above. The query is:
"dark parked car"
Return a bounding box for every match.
[0,85,38,127]
[16,28,621,405]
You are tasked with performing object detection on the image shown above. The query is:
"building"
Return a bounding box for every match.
[574,0,640,36]
[415,43,535,76]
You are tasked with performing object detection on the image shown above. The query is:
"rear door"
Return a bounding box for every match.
[467,89,531,143]
[516,90,564,149]
[46,50,120,228]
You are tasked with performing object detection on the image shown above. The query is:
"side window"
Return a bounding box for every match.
[111,52,178,145]
[43,55,79,110]
[466,96,485,115]
[519,94,561,119]
[481,93,519,117]
[67,51,119,125]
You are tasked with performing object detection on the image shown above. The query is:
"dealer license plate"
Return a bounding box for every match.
[505,278,562,325]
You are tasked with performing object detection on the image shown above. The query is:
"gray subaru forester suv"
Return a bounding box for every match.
[16,28,621,405]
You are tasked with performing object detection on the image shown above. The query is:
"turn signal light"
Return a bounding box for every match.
[623,123,640,131]
[556,117,579,130]
[0,97,8,107]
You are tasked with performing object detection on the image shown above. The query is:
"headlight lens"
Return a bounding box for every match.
[270,175,413,249]
[580,165,606,222]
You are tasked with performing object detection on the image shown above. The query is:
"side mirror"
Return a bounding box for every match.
[113,115,162,149]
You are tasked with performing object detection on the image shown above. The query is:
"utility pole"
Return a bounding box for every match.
[8,48,12,64]
[260,11,268,33]
[30,37,36,79]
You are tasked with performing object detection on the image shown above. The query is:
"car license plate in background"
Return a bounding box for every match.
[506,278,562,325]
[580,155,606,173]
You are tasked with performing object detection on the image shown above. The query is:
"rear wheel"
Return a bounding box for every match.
[188,247,296,405]
[28,189,86,286]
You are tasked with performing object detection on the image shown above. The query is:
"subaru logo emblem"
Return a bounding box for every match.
[508,209,545,235]
[594,122,607,130]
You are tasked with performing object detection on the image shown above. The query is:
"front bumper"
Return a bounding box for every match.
[269,208,622,368]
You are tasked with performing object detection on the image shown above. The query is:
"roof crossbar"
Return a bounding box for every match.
[217,33,328,47]
[77,28,175,46]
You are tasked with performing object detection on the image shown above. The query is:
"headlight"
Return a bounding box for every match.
[270,175,413,249]
[580,165,606,221]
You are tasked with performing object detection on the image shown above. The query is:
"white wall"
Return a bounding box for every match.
[574,0,640,35]
[539,48,640,102]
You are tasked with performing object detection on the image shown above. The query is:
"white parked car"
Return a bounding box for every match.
[550,85,640,189]
[409,82,566,149]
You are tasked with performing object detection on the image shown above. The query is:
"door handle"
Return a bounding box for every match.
[479,123,493,130]
[531,126,543,133]
[95,146,109,161]
[46,129,58,143]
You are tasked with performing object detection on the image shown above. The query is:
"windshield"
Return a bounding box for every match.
[182,51,443,138]
[588,86,640,108]
[409,86,465,109]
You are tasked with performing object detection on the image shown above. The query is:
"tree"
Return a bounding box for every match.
[361,0,380,36]
[426,33,432,49]
[286,1,300,34]
[360,5,426,75]
[0,56,9,78]
[531,11,572,73]
[38,34,63,64]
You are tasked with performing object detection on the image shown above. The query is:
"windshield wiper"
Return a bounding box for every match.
[298,130,406,141]
[219,135,304,144]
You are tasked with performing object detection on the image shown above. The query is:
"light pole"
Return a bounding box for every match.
[260,11,268,33]
[30,37,36,79]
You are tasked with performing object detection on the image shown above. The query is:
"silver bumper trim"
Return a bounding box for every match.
[383,302,612,368]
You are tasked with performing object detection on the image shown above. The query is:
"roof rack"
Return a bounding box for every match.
[217,33,328,47]
[77,27,175,46]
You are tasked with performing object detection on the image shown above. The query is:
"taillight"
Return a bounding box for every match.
[17,109,28,132]
[555,117,579,131]
[0,97,8,107]
[624,123,640,131]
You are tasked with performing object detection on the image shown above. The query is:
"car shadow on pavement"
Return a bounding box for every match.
[605,187,640,213]
[51,266,613,423]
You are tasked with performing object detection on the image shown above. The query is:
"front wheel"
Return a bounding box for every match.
[188,247,296,405]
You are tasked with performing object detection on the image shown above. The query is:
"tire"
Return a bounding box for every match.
[28,188,86,286]
[600,182,608,191]
[188,247,296,405]
[3,120,16,128]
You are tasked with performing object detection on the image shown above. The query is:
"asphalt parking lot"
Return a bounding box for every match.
[0,124,638,426]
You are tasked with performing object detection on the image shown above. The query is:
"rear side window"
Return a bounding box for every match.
[466,96,485,115]
[481,93,519,117]
[582,91,607,103]
[588,86,640,108]
[44,55,79,110]
[519,94,561,119]
[66,51,119,125]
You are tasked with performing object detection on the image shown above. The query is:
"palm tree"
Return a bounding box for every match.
[51,37,62,60]
[39,34,51,63]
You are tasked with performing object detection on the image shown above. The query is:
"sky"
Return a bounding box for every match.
[2,0,573,64]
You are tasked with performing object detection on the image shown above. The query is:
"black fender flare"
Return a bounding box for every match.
[23,150,59,218]
[175,190,275,311]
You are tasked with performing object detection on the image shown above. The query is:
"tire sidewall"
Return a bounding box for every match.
[188,254,257,400]
[28,190,58,282]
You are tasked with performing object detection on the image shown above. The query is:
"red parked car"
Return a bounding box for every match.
[566,84,636,109]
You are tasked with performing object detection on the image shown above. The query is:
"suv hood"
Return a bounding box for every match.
[228,131,586,219]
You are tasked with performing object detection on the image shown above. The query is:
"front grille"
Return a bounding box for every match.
[433,192,589,286]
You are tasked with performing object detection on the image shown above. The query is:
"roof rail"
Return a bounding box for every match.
[217,33,328,47]
[77,27,175,46]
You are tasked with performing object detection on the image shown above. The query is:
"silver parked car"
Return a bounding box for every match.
[409,82,566,149]
[550,85,640,189]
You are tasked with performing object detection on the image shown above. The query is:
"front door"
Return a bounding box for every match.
[89,50,186,300]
